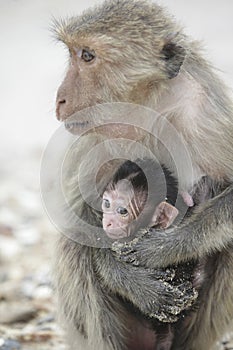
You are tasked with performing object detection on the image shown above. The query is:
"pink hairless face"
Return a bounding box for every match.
[102,179,179,240]
[102,179,135,239]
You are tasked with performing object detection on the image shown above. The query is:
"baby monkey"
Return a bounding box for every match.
[102,159,180,240]
[102,159,197,350]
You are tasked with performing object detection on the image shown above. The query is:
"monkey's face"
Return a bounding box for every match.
[102,180,138,239]
[54,1,185,131]
[55,38,154,125]
[56,43,103,123]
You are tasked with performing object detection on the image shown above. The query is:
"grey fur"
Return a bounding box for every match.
[53,1,233,349]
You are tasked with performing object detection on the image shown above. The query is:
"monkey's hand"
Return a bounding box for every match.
[111,241,199,321]
[112,232,150,267]
[111,225,198,268]
[112,229,178,268]
[112,184,233,268]
[135,278,198,323]
[94,249,198,323]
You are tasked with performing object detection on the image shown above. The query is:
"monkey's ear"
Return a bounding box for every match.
[150,202,179,229]
[161,41,186,79]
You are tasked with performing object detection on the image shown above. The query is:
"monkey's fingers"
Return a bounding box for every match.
[120,252,140,266]
[148,310,179,323]
[112,239,141,265]
[112,227,188,269]
[150,267,176,282]
[165,281,198,312]
[112,238,139,254]
[138,281,197,321]
[111,230,154,265]
[147,283,198,323]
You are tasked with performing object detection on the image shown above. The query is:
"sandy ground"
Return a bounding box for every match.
[0,152,66,349]
[1,0,233,349]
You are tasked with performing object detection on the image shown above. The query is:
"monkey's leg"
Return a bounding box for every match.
[151,323,174,350]
[63,295,131,350]
[171,248,233,350]
[113,184,233,269]
[55,236,131,350]
[93,249,197,323]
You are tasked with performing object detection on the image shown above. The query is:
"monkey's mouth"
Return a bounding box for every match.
[105,228,129,240]
[65,120,91,133]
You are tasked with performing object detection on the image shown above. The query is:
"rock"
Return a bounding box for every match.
[0,208,21,228]
[0,339,21,350]
[33,286,52,300]
[20,279,35,299]
[0,225,14,237]
[37,314,55,325]
[0,237,21,261]
[0,303,37,324]
[0,282,21,301]
[18,330,54,343]
[15,227,40,246]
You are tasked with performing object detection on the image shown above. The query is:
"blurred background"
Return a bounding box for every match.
[0,1,233,349]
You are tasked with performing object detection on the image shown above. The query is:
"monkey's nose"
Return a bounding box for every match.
[104,221,113,229]
[102,219,114,231]
[56,97,67,121]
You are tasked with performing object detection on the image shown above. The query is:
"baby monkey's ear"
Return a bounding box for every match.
[150,201,179,229]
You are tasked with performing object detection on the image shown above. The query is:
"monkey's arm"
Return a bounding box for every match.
[113,184,233,268]
[93,249,197,323]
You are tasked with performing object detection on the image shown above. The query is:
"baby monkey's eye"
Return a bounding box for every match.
[81,49,96,62]
[117,207,128,217]
[103,199,110,209]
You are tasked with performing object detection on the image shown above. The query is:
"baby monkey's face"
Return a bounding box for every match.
[102,179,179,240]
[102,180,137,239]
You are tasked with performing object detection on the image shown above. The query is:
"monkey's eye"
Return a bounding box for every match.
[81,49,95,62]
[103,199,110,209]
[117,207,128,217]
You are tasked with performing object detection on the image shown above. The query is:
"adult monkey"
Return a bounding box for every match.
[54,0,233,349]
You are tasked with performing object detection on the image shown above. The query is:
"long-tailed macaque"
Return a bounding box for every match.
[53,0,233,349]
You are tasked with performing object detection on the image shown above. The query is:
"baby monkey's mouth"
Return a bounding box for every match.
[105,227,130,240]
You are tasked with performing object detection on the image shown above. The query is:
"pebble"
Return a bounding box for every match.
[0,237,21,261]
[0,339,21,350]
[33,286,52,300]
[0,304,37,324]
[0,209,21,228]
[0,225,14,237]
[15,226,40,246]
[37,315,55,326]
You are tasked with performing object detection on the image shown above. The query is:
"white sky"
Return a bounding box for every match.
[1,0,233,158]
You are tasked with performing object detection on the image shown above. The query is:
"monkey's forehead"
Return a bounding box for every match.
[103,185,134,202]
[53,0,177,45]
